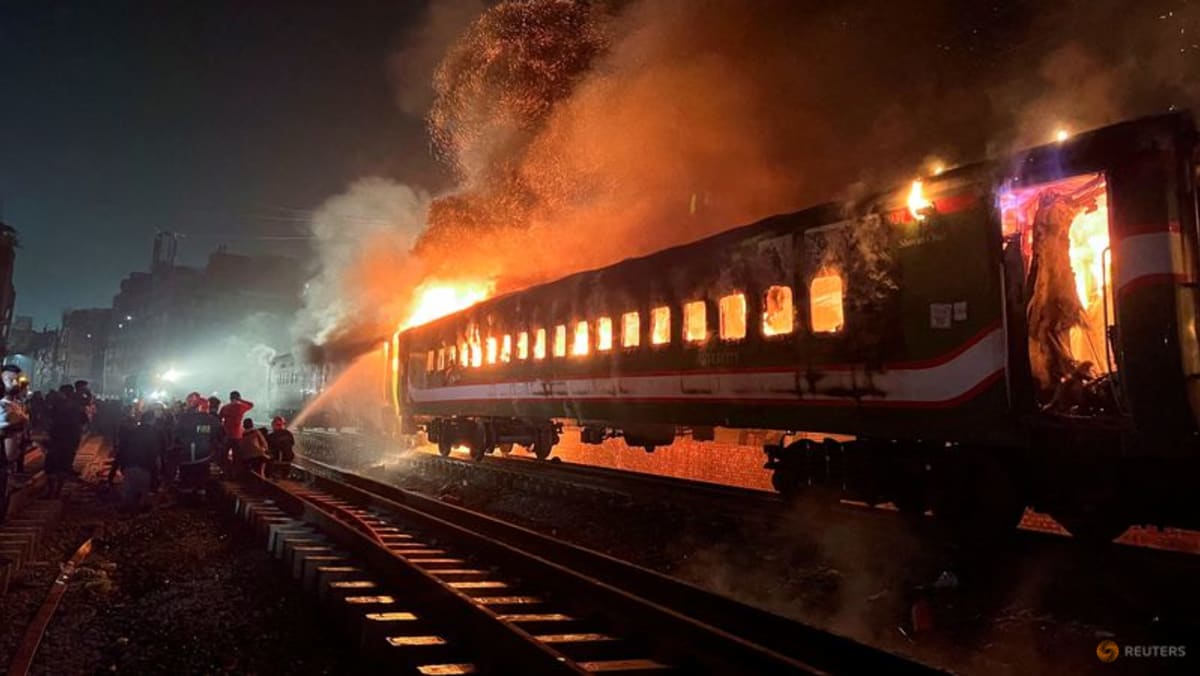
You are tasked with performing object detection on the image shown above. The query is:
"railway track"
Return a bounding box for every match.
[226,457,935,674]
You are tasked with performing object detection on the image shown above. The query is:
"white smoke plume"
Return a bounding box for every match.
[296,177,430,354]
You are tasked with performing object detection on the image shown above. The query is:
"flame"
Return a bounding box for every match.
[1000,173,1112,376]
[572,320,590,356]
[402,279,494,330]
[908,179,932,220]
[1055,128,1070,143]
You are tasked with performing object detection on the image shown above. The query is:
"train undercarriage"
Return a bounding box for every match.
[421,415,1199,544]
[425,416,562,461]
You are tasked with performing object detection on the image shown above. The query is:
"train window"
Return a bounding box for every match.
[426,350,436,373]
[597,316,613,351]
[437,348,446,371]
[501,335,512,363]
[517,331,529,360]
[684,300,707,343]
[810,270,844,334]
[534,328,547,360]
[719,293,747,341]
[762,285,794,336]
[448,345,457,366]
[485,337,498,365]
[622,312,640,347]
[572,321,590,356]
[471,339,483,368]
[459,341,468,367]
[651,306,671,345]
[554,325,567,357]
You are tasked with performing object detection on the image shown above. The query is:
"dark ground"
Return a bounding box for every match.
[366,455,1199,676]
[0,451,353,675]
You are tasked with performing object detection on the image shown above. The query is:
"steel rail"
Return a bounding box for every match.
[291,456,939,675]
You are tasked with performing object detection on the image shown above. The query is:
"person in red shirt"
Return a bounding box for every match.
[218,391,253,470]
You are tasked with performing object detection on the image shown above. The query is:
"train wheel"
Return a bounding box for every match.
[531,429,554,460]
[498,443,513,456]
[771,467,802,500]
[468,421,493,462]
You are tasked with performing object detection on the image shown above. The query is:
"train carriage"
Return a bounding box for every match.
[393,112,1200,539]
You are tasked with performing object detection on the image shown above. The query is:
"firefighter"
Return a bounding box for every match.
[174,392,222,494]
[265,416,295,478]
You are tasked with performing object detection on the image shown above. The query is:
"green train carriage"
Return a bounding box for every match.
[393,111,1200,539]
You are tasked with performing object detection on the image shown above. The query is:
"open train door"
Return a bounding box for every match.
[998,173,1121,418]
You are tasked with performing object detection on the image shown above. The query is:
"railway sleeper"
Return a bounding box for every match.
[221,483,482,674]
[225,479,684,674]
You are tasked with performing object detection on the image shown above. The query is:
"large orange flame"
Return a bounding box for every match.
[402,279,495,330]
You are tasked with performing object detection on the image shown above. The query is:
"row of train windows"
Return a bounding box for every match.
[425,274,845,372]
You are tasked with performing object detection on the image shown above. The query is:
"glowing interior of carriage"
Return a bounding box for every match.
[999,172,1114,378]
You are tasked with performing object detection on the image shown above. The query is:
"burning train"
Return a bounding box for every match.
[388,112,1200,540]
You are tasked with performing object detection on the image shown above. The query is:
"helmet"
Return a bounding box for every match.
[185,392,204,409]
[271,416,287,430]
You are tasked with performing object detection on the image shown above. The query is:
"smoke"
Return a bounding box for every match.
[300,0,1199,356]
[165,312,287,405]
[296,177,430,358]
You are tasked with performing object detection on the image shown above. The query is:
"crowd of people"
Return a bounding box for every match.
[0,363,296,519]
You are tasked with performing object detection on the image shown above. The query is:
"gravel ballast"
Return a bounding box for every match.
[1,472,353,675]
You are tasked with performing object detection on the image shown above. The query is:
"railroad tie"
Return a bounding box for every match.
[359,611,421,655]
[535,633,622,663]
[497,612,579,635]
[425,569,490,581]
[267,522,317,555]
[320,577,376,603]
[381,634,456,670]
[415,664,477,675]
[300,554,350,593]
[272,533,325,561]
[404,557,467,568]
[577,658,672,673]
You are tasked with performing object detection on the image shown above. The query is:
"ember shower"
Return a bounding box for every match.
[298,0,1199,360]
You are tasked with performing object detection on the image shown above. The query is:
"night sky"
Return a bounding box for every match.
[3,0,1196,330]
[1,1,449,328]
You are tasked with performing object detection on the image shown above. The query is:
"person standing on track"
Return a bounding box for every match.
[175,393,222,494]
[114,409,166,512]
[218,391,253,473]
[45,384,87,499]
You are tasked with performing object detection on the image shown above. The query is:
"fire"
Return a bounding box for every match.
[402,279,494,330]
[1055,128,1070,143]
[908,179,932,220]
[1000,173,1112,378]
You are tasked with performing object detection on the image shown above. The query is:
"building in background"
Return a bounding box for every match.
[2,315,34,373]
[0,223,17,360]
[29,328,60,389]
[56,308,111,386]
[100,234,303,399]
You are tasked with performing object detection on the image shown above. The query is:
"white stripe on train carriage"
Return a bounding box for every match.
[1115,231,1184,291]
[408,328,1006,405]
